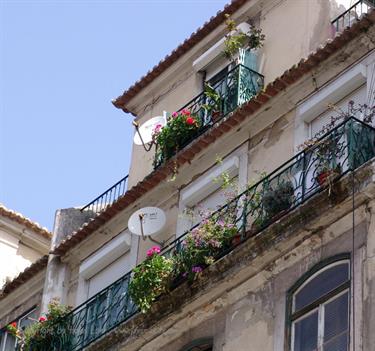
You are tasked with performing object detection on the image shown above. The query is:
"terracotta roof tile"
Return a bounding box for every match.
[52,11,375,257]
[0,204,51,240]
[0,255,48,299]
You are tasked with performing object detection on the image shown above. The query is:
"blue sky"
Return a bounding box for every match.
[0,0,228,230]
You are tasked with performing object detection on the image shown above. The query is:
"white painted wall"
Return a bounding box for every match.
[0,228,41,288]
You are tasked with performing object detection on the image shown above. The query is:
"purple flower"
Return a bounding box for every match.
[217,219,225,227]
[192,266,203,273]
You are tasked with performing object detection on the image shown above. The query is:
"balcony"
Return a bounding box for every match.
[331,0,375,33]
[80,174,128,214]
[153,64,264,168]
[44,117,375,351]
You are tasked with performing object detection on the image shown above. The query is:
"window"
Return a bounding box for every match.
[288,258,350,351]
[0,308,37,351]
[177,148,248,236]
[180,338,213,351]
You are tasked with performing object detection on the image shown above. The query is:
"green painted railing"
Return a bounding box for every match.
[154,64,264,168]
[37,117,375,351]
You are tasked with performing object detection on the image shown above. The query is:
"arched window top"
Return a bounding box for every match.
[293,260,350,313]
[180,338,213,351]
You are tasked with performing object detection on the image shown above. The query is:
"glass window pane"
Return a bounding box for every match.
[324,292,349,351]
[295,263,349,312]
[323,333,348,351]
[293,311,318,351]
[19,309,37,331]
[3,333,16,351]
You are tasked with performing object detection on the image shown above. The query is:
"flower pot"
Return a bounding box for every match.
[231,233,242,246]
[316,168,340,187]
[211,110,221,122]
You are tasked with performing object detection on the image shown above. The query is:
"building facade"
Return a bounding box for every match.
[0,205,51,351]
[2,0,375,350]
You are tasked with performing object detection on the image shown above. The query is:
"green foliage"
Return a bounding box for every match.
[154,109,201,166]
[223,14,265,61]
[174,215,237,281]
[262,179,294,219]
[202,84,222,115]
[128,251,174,313]
[13,300,72,351]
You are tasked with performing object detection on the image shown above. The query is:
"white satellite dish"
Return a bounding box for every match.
[133,115,166,146]
[128,207,166,240]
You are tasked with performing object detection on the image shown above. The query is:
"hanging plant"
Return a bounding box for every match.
[153,109,202,167]
[128,246,174,313]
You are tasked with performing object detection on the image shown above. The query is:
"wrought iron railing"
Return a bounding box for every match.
[331,0,375,32]
[49,117,375,350]
[154,64,264,168]
[80,175,128,214]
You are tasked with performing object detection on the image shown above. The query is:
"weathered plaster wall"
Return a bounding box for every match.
[248,110,295,179]
[0,269,45,328]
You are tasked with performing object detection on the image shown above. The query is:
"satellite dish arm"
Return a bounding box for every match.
[133,121,154,152]
[138,213,146,241]
[138,212,165,246]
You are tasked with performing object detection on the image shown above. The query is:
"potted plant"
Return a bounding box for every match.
[6,300,72,351]
[174,215,237,282]
[128,246,174,313]
[202,83,222,122]
[262,179,294,221]
[314,137,342,187]
[153,109,202,166]
[223,14,265,62]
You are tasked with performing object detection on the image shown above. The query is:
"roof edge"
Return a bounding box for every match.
[0,255,48,300]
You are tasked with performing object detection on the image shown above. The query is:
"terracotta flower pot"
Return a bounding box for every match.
[231,234,242,246]
[316,168,340,187]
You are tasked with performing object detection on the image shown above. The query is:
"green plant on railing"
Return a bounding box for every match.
[128,246,174,313]
[153,109,202,167]
[223,14,265,61]
[6,300,72,351]
[262,179,295,220]
[174,214,238,282]
[202,83,222,122]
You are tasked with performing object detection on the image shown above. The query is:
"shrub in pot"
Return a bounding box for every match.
[262,179,294,220]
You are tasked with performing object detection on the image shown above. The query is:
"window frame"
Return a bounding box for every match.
[180,338,213,351]
[285,253,351,351]
[0,307,37,351]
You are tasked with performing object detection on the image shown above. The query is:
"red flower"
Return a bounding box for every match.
[186,117,195,125]
[39,316,47,323]
[10,322,17,328]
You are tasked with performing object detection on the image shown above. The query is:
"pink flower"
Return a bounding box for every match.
[153,124,162,134]
[172,112,178,118]
[182,109,190,116]
[39,316,47,323]
[146,246,161,257]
